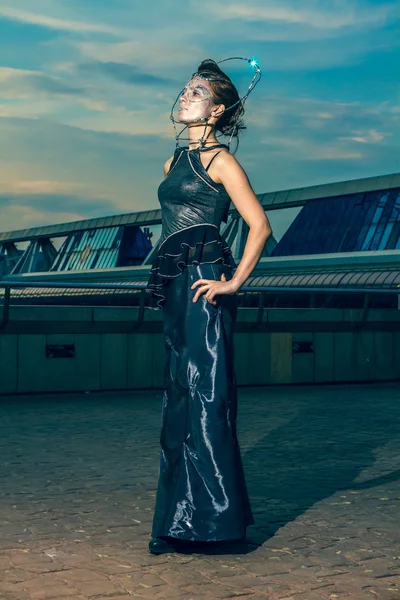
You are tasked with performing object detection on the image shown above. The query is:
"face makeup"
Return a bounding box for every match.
[178,77,214,124]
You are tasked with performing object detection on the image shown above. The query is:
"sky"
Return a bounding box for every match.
[1,0,400,236]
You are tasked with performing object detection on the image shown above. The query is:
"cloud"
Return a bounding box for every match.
[0,67,85,100]
[0,116,172,216]
[203,0,397,30]
[259,131,365,161]
[65,111,172,138]
[75,40,206,73]
[0,188,119,233]
[0,65,177,137]
[247,95,397,147]
[0,192,116,215]
[0,195,10,208]
[0,180,89,195]
[340,129,390,144]
[0,204,102,233]
[0,67,165,135]
[0,6,124,36]
[77,62,174,86]
[0,96,171,138]
[0,187,123,236]
[235,92,400,193]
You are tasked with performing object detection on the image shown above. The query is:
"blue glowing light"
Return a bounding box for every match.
[250,59,258,67]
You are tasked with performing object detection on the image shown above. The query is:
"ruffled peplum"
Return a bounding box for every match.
[146,224,237,310]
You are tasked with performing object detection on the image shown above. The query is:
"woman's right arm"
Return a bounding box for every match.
[163,156,174,178]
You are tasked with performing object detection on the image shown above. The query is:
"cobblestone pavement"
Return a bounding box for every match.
[0,382,399,600]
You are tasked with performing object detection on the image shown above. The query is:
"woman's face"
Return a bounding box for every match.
[177,76,217,124]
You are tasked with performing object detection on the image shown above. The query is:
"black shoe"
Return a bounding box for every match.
[148,537,176,555]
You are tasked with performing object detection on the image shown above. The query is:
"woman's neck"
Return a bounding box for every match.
[187,123,219,150]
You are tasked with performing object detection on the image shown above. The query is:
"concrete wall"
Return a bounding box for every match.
[0,306,399,394]
[234,330,399,385]
[0,332,165,394]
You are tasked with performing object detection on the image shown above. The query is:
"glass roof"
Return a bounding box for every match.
[273,188,400,256]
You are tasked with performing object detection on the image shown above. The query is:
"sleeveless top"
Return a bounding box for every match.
[146,144,237,309]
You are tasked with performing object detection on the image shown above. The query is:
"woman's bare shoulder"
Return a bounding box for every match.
[207,149,244,184]
[163,155,175,177]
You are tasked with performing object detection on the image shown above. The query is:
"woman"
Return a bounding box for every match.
[146,58,271,554]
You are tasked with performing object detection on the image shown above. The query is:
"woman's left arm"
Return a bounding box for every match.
[218,152,272,291]
[191,152,272,303]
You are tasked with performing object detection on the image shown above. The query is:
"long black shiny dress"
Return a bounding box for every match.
[146,144,254,542]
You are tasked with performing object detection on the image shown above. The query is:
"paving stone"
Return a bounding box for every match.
[158,568,211,586]
[183,596,220,600]
[90,597,133,600]
[28,587,82,600]
[134,571,167,587]
[0,568,36,584]
[102,575,137,594]
[242,562,291,577]
[74,579,128,597]
[6,555,67,575]
[84,560,139,575]
[182,584,256,598]
[295,594,331,600]
[206,574,265,589]
[0,383,399,600]
[13,577,81,600]
[0,582,33,600]
[55,568,110,583]
[145,585,191,597]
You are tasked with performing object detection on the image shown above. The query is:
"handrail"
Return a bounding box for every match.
[0,279,399,293]
[0,281,147,291]
[0,279,399,330]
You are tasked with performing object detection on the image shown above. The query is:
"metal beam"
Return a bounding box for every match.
[1,172,399,243]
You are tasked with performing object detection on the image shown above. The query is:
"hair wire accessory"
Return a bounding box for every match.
[170,56,262,152]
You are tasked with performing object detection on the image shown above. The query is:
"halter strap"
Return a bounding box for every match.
[205,150,224,172]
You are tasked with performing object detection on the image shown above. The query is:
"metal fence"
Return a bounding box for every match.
[1,279,399,329]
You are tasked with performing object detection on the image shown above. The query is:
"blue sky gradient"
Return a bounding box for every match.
[1,0,399,234]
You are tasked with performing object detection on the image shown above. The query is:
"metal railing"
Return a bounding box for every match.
[0,279,399,329]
